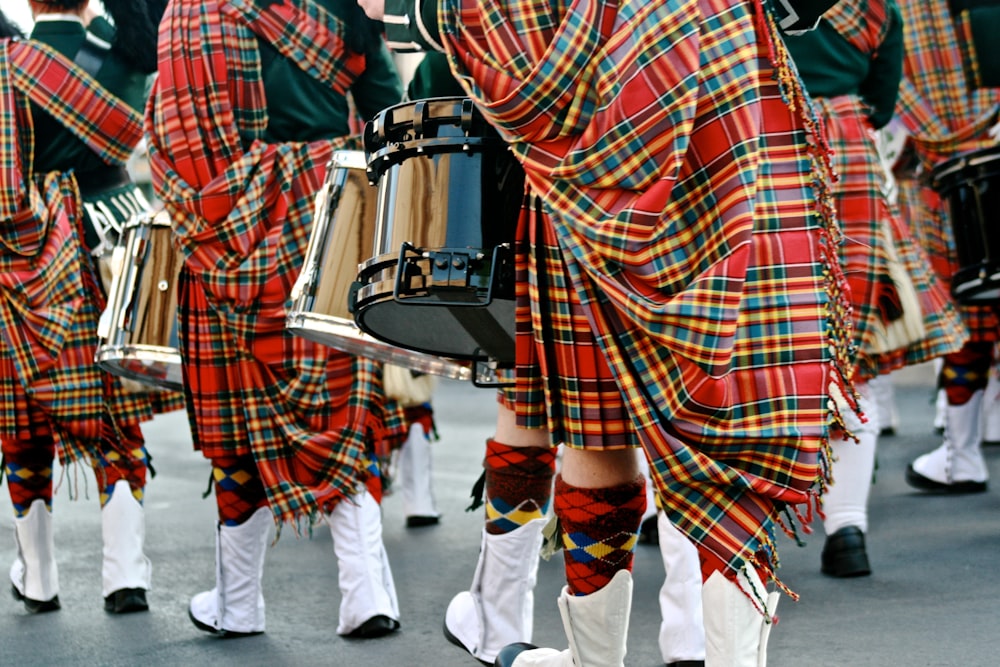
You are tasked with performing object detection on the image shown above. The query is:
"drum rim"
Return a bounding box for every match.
[286,311,473,381]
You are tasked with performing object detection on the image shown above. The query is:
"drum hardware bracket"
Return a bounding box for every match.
[471,357,514,389]
[391,243,511,306]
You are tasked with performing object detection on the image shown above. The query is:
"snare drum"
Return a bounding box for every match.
[96,210,183,390]
[287,150,472,381]
[355,98,525,365]
[931,145,1000,304]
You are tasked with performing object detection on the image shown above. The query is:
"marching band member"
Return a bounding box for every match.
[0,0,169,615]
[359,1,855,666]
[893,0,1000,495]
[145,0,412,639]
[784,0,966,577]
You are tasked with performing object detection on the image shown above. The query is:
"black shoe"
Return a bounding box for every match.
[495,643,538,667]
[405,515,440,528]
[879,426,896,437]
[666,662,706,667]
[188,608,264,638]
[11,584,60,613]
[821,526,871,578]
[344,614,399,639]
[638,515,659,546]
[905,465,988,494]
[104,588,148,614]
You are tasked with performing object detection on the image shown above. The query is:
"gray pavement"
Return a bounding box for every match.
[2,362,998,666]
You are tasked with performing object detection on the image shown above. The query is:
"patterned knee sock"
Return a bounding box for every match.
[555,473,645,595]
[941,343,993,405]
[3,422,56,517]
[95,419,148,507]
[484,438,557,535]
[212,456,268,526]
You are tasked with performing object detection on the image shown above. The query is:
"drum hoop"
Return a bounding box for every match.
[330,149,367,171]
[366,136,501,183]
[932,149,1000,187]
[285,311,473,381]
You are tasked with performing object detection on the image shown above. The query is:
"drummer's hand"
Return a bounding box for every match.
[357,0,385,21]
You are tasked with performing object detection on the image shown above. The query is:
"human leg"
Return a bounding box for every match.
[327,486,401,638]
[821,382,877,577]
[444,403,556,664]
[494,447,644,667]
[189,455,271,636]
[5,410,59,613]
[907,343,991,493]
[94,417,152,613]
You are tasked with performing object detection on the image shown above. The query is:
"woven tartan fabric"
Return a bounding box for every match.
[441,0,856,583]
[894,0,1000,342]
[146,0,407,526]
[0,40,155,468]
[814,96,966,379]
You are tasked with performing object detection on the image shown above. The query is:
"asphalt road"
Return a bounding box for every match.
[2,362,998,666]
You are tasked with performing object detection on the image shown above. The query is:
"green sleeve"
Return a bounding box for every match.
[351,40,405,121]
[859,1,903,130]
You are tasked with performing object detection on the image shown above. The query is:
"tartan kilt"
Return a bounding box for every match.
[177,267,408,522]
[814,96,966,379]
[499,198,639,451]
[0,174,153,466]
[895,174,1000,343]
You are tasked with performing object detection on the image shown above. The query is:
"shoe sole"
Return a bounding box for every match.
[905,466,988,494]
[188,609,263,638]
[442,619,491,666]
[11,584,60,613]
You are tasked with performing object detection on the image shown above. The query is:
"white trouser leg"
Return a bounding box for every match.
[703,568,779,667]
[328,489,400,636]
[10,498,59,605]
[398,422,440,525]
[657,511,705,664]
[101,480,153,597]
[909,389,989,491]
[823,384,878,535]
[444,516,547,663]
[189,506,271,635]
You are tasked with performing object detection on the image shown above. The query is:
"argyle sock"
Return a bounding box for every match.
[941,342,993,405]
[555,473,645,595]
[3,425,55,517]
[95,419,148,507]
[483,438,557,535]
[212,456,268,526]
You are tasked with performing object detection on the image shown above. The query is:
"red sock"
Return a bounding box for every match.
[212,456,268,525]
[555,473,645,595]
[484,438,557,535]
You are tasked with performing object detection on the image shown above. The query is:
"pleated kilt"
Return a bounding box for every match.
[814,96,966,379]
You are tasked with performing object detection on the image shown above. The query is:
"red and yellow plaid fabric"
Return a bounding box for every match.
[439,0,856,584]
[0,39,155,468]
[894,0,1000,343]
[146,0,407,526]
[814,95,966,379]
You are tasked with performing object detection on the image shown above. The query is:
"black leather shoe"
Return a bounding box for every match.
[638,515,659,546]
[495,642,538,667]
[405,515,440,528]
[344,614,400,639]
[666,662,706,667]
[905,465,988,494]
[821,526,871,578]
[104,588,149,614]
[188,608,264,638]
[11,584,60,613]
